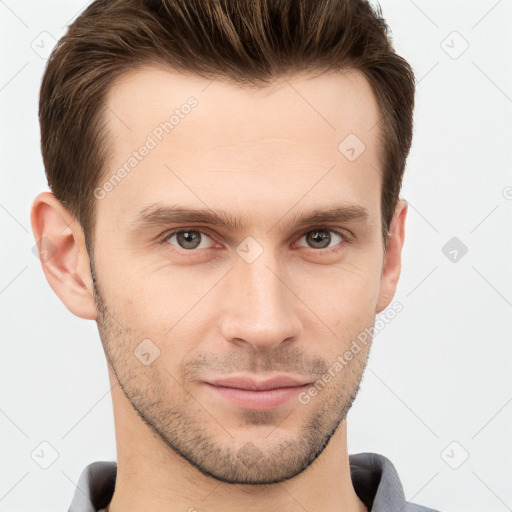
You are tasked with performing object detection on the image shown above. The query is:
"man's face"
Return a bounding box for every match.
[92,66,391,484]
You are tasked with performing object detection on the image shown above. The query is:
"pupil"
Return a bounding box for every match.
[178,231,200,249]
[309,230,330,249]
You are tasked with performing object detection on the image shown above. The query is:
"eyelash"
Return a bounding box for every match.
[157,226,352,255]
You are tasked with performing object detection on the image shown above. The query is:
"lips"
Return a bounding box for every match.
[206,375,311,391]
[203,375,312,410]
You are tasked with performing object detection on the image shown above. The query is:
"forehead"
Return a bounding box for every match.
[104,64,380,145]
[98,65,382,228]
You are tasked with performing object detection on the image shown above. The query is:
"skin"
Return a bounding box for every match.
[31,65,407,512]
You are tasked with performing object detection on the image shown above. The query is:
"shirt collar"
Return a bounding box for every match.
[67,452,423,512]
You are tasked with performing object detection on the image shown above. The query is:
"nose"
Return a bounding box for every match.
[219,250,302,352]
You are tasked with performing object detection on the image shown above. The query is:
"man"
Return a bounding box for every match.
[31,0,439,510]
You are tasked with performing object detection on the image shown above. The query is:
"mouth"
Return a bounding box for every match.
[202,375,312,410]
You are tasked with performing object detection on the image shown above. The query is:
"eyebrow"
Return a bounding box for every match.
[127,202,369,234]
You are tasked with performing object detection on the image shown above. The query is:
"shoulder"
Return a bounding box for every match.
[349,452,443,512]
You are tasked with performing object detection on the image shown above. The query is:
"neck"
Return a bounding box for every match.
[107,374,367,512]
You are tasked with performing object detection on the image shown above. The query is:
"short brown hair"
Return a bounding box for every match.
[39,0,415,256]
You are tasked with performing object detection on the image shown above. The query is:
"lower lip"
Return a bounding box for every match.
[203,383,309,410]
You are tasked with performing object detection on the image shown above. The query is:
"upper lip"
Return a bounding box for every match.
[206,375,311,391]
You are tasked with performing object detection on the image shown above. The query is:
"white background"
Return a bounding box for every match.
[1,1,511,511]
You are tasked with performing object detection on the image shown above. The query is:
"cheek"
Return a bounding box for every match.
[300,256,382,346]
[308,251,382,307]
[98,253,194,319]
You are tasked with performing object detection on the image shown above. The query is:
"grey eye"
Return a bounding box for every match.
[166,230,213,250]
[297,229,344,250]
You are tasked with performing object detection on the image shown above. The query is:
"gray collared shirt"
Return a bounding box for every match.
[67,452,441,511]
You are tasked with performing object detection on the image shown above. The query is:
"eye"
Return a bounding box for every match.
[163,229,215,251]
[295,228,347,251]
[159,227,350,254]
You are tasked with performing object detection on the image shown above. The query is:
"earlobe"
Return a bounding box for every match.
[30,191,97,320]
[376,199,407,314]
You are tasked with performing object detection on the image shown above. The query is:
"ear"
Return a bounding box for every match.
[30,191,97,320]
[376,199,407,314]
